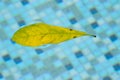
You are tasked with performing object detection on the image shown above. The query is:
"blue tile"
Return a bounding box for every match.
[75,51,83,58]
[113,64,120,71]
[65,64,73,70]
[103,76,111,80]
[100,0,107,3]
[35,49,44,54]
[0,73,3,79]
[18,20,25,27]
[90,8,98,14]
[91,22,99,28]
[14,57,22,64]
[3,54,11,61]
[70,18,77,24]
[68,78,72,80]
[10,39,16,44]
[56,0,63,3]
[21,0,29,5]
[110,35,117,42]
[18,20,25,26]
[104,52,113,59]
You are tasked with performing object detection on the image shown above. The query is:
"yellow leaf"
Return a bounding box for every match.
[12,22,95,47]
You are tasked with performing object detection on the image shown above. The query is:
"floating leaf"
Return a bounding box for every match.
[12,22,95,47]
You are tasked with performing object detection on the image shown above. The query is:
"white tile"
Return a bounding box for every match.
[87,17,96,24]
[80,71,89,79]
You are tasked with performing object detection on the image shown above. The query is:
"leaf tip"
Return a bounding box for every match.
[86,34,96,37]
[92,35,96,37]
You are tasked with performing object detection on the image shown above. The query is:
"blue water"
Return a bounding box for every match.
[0,0,120,80]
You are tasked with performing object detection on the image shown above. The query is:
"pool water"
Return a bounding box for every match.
[0,0,120,80]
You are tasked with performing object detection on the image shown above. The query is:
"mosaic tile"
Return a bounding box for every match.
[104,52,113,60]
[17,20,26,26]
[0,0,120,80]
[91,21,99,29]
[90,8,98,14]
[110,34,118,42]
[74,51,83,58]
[65,64,73,71]
[35,49,44,54]
[113,64,120,71]
[13,57,22,64]
[56,0,63,3]
[2,54,11,62]
[21,0,29,5]
[0,28,8,41]
[103,76,112,80]
[0,73,3,79]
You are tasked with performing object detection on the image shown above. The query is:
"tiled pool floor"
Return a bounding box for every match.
[0,0,120,80]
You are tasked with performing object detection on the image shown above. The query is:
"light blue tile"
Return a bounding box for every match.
[0,0,120,80]
[73,74,82,80]
[22,73,34,80]
[36,61,44,69]
[53,60,62,68]
[61,72,70,79]
[43,73,52,80]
